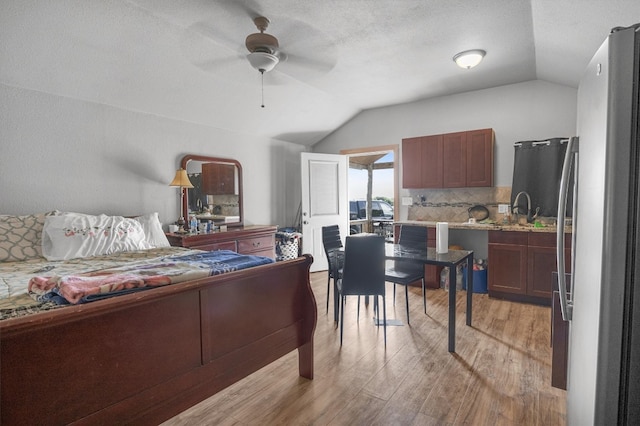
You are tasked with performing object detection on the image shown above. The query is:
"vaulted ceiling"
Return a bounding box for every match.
[2,1,639,146]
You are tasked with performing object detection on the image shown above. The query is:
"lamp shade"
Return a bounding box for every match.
[169,168,194,188]
[453,49,486,69]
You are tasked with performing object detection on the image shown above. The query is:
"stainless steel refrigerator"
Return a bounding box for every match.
[556,24,640,424]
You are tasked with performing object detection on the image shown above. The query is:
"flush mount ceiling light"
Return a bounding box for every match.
[453,49,486,69]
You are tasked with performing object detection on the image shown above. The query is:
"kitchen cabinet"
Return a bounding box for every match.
[402,128,493,189]
[425,227,440,288]
[402,134,443,188]
[488,230,571,305]
[466,128,494,187]
[166,225,276,259]
[442,132,467,187]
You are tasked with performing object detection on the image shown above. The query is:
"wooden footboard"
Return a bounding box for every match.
[0,254,315,425]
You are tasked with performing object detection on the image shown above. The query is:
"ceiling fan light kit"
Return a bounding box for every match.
[453,49,486,69]
[247,51,279,73]
[244,16,283,107]
[245,16,280,73]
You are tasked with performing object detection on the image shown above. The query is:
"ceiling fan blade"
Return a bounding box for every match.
[194,56,241,73]
[267,16,338,81]
[280,52,336,76]
[263,69,296,86]
[216,0,263,20]
[188,21,242,55]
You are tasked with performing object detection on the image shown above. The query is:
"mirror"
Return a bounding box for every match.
[181,154,243,228]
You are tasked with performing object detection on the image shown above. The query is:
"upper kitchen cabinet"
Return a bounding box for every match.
[465,128,494,187]
[402,134,443,188]
[442,131,467,187]
[402,128,494,188]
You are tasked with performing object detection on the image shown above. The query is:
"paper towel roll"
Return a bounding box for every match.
[436,222,449,254]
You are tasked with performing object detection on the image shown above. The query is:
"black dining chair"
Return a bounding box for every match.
[337,233,387,346]
[322,225,344,314]
[384,225,428,324]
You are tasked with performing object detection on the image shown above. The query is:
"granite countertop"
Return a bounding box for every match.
[396,220,572,233]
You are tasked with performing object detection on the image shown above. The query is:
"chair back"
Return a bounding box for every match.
[398,225,428,250]
[341,234,385,296]
[322,225,343,265]
[322,225,343,253]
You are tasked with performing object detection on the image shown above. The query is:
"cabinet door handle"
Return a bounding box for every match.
[253,242,261,247]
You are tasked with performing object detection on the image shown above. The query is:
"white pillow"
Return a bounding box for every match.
[42,213,152,261]
[134,212,170,248]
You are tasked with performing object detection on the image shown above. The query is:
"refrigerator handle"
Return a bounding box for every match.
[556,136,578,321]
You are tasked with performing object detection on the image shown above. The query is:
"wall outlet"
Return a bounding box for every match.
[498,204,509,214]
[402,196,413,206]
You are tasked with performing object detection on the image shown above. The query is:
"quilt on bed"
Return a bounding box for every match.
[1,247,274,318]
[29,250,274,304]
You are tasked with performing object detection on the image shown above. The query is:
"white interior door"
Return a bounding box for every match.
[301,152,348,273]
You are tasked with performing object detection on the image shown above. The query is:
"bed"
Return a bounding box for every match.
[0,212,316,425]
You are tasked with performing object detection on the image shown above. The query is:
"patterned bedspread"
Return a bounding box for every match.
[1,248,274,318]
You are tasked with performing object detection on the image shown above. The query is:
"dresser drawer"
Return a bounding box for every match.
[237,235,274,254]
[192,241,237,252]
[250,247,277,258]
[166,226,277,260]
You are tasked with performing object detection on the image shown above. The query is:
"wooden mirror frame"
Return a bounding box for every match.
[180,154,244,228]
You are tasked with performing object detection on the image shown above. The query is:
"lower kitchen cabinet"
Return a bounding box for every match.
[425,227,440,288]
[488,230,571,305]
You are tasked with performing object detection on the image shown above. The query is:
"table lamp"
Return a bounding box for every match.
[169,168,193,230]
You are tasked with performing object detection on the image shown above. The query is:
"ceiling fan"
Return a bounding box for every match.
[245,16,282,74]
[182,10,337,106]
[244,16,282,107]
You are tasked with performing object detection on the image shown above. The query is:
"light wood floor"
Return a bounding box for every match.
[163,271,567,425]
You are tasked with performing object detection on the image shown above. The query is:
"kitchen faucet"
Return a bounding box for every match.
[512,191,538,223]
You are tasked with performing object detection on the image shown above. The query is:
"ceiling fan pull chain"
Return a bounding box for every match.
[261,70,265,108]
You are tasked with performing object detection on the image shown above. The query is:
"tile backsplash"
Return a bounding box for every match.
[406,187,511,223]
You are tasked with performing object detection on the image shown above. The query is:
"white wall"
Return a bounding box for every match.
[1,80,576,229]
[0,83,305,229]
[313,79,577,193]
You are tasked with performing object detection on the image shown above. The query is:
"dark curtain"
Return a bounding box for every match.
[510,138,573,218]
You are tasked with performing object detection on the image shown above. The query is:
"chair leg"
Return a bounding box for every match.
[393,283,396,305]
[373,296,379,320]
[405,284,410,324]
[340,295,345,346]
[326,275,331,313]
[422,278,426,313]
[382,295,387,346]
[357,295,361,321]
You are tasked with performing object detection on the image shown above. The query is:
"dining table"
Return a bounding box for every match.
[330,241,474,352]
[385,244,474,352]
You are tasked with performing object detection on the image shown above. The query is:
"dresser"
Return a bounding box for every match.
[166,225,277,259]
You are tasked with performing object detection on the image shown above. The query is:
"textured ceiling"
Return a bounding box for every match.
[2,0,639,146]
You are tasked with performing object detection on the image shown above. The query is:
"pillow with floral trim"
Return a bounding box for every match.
[42,213,152,261]
[134,212,170,248]
[0,212,57,262]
